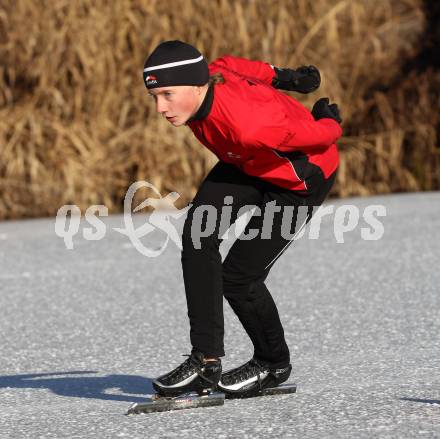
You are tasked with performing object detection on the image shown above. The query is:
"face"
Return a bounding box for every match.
[148,85,202,126]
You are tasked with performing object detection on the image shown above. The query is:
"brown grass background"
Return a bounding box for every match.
[0,0,439,220]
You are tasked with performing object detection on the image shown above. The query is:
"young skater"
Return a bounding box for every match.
[143,40,342,398]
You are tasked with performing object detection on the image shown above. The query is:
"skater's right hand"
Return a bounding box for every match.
[311,97,342,124]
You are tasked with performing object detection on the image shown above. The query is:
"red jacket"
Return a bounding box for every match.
[186,55,342,193]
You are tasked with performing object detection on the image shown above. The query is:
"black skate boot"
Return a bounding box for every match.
[217,357,292,398]
[152,350,222,397]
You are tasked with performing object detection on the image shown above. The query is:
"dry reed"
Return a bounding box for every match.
[0,0,438,219]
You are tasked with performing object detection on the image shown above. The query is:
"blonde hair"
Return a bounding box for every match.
[208,72,225,85]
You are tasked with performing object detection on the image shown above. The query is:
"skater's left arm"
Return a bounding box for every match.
[275,117,342,151]
[241,106,342,152]
[276,97,343,149]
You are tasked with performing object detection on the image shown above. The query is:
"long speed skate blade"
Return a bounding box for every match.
[225,382,297,399]
[261,382,297,396]
[126,391,225,415]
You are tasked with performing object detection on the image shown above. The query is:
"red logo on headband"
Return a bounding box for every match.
[146,75,157,81]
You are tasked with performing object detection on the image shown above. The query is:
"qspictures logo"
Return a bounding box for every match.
[54,180,387,257]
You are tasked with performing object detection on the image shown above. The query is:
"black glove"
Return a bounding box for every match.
[311,97,342,124]
[272,65,321,94]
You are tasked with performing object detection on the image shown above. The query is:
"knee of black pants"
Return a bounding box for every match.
[222,269,266,302]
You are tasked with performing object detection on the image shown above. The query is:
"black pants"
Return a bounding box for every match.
[181,161,336,368]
